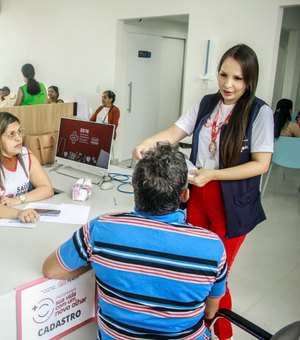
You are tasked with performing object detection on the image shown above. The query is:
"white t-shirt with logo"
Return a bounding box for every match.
[175,100,274,169]
[0,147,31,198]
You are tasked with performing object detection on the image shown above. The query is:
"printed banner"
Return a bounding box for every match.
[16,270,96,340]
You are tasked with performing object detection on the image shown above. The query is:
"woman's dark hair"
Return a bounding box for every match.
[274,98,293,138]
[132,142,187,215]
[218,44,259,168]
[0,112,28,188]
[21,63,41,95]
[104,90,116,104]
[48,86,59,98]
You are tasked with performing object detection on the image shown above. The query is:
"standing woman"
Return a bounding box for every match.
[14,63,47,106]
[0,112,53,222]
[133,44,274,340]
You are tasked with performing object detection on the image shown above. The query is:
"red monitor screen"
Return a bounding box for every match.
[55,118,114,173]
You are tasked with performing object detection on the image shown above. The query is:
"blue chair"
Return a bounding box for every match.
[291,112,298,122]
[261,137,300,197]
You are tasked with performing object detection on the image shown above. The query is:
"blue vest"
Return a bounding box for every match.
[190,93,267,238]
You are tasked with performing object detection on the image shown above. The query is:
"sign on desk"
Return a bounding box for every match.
[16,270,96,340]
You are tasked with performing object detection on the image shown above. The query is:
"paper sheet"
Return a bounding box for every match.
[25,202,91,225]
[0,203,90,229]
[0,219,37,229]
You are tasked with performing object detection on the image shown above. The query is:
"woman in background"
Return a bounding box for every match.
[14,63,47,106]
[47,86,64,104]
[134,44,274,340]
[0,112,53,222]
[296,111,300,126]
[274,98,300,138]
[89,90,120,140]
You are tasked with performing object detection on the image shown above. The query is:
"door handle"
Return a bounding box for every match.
[127,81,132,113]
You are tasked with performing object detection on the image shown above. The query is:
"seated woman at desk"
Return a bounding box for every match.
[14,63,47,106]
[47,86,64,104]
[274,98,300,138]
[0,112,54,222]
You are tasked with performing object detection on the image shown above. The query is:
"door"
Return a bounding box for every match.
[122,32,185,161]
[158,37,185,131]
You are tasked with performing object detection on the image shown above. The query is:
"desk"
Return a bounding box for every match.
[0,165,134,340]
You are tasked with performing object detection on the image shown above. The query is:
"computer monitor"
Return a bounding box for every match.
[54,117,115,181]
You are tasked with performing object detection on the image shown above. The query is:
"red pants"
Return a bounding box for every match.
[187,181,246,340]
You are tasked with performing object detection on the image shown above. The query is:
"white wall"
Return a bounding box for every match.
[273,6,300,109]
[1,0,300,159]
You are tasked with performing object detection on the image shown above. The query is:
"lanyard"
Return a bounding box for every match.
[209,101,233,157]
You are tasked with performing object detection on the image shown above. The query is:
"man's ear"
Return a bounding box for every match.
[180,188,190,203]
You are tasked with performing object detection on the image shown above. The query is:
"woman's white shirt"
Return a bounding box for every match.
[0,147,30,198]
[175,100,274,168]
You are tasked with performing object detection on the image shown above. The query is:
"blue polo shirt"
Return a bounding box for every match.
[58,210,227,339]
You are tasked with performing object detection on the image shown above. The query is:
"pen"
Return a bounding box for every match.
[8,220,36,224]
[113,197,117,206]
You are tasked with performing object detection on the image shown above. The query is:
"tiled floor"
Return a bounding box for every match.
[229,166,300,339]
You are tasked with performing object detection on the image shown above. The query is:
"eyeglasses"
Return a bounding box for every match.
[4,127,25,139]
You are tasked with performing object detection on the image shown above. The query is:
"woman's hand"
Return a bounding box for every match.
[132,125,188,160]
[17,208,39,223]
[188,169,215,187]
[132,143,152,160]
[0,196,22,207]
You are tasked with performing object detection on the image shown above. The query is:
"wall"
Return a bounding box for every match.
[273,6,300,109]
[1,0,300,160]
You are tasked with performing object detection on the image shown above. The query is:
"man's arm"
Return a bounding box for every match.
[204,296,222,320]
[204,243,227,320]
[43,251,91,280]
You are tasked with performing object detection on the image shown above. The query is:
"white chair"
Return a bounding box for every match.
[261,137,300,197]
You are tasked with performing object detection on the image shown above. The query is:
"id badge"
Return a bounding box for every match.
[203,158,216,170]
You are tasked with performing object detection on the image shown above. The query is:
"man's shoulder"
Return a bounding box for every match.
[93,212,135,223]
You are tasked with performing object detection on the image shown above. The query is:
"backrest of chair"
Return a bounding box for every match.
[291,112,297,122]
[271,320,300,339]
[272,137,300,169]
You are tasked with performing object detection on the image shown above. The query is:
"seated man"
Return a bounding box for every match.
[43,142,227,339]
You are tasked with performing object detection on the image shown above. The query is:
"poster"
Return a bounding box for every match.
[16,270,96,340]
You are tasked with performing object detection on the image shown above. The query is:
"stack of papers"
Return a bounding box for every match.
[0,203,91,229]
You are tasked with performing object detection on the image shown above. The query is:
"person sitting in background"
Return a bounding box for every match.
[0,86,16,107]
[43,142,227,340]
[274,98,300,138]
[47,86,64,104]
[14,63,47,106]
[0,112,54,222]
[296,111,300,127]
[89,90,120,139]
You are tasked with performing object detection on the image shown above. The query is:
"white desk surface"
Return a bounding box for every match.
[0,164,134,339]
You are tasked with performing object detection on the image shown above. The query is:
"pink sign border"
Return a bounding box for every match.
[16,276,96,340]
